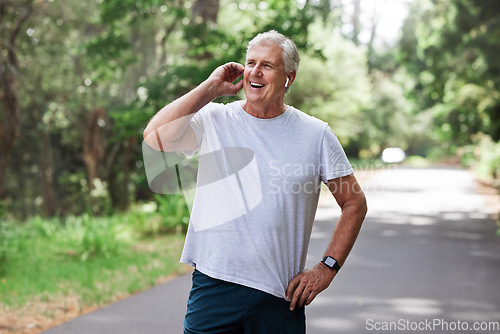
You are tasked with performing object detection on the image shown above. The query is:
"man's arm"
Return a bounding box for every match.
[286,173,367,311]
[143,62,244,152]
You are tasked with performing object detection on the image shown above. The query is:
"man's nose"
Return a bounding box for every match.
[250,65,263,77]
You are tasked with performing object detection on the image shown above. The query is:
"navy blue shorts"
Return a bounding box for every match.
[184,270,305,334]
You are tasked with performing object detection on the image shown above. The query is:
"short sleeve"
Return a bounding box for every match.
[189,107,207,148]
[181,103,213,156]
[319,127,354,183]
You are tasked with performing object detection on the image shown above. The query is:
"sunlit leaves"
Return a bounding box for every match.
[398,0,500,149]
[287,32,372,147]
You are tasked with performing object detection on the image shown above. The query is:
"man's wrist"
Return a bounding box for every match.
[198,80,219,102]
[321,256,341,272]
[317,262,337,281]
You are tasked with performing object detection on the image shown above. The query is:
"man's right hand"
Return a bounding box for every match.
[205,62,245,98]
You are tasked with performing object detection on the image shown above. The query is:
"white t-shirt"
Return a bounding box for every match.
[179,101,353,298]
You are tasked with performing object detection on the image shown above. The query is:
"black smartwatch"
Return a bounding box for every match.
[321,256,341,272]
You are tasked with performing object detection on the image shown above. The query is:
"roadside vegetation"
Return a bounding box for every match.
[0,196,189,332]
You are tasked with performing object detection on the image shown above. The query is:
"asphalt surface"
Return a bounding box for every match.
[43,166,500,334]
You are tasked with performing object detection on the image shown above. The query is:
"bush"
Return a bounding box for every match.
[475,135,500,184]
[27,215,61,238]
[459,134,500,187]
[127,202,160,236]
[87,178,113,216]
[404,155,431,168]
[0,221,22,277]
[57,170,88,216]
[154,194,190,234]
[0,200,5,220]
[63,214,133,261]
[0,222,10,277]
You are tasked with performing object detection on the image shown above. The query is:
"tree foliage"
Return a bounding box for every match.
[398,0,500,146]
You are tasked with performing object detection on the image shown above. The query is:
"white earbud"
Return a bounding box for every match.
[285,77,289,88]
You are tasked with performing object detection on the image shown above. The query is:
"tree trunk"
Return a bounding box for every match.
[39,129,56,216]
[188,0,220,60]
[105,137,135,212]
[192,0,219,24]
[0,72,18,199]
[351,0,361,45]
[367,0,385,72]
[0,0,33,199]
[82,107,106,191]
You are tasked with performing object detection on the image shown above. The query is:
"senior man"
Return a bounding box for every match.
[143,30,367,334]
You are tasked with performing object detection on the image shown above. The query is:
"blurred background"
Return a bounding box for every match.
[1,0,499,332]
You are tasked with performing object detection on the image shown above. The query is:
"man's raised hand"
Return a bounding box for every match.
[206,62,245,98]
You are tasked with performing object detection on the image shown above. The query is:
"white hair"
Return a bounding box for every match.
[247,30,300,74]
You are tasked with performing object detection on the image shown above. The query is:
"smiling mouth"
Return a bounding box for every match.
[250,82,265,88]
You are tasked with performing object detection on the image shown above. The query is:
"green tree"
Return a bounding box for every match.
[286,29,372,155]
[398,0,500,148]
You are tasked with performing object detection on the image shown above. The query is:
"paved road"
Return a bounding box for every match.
[43,167,500,334]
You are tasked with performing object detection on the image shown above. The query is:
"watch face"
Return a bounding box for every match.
[324,256,336,268]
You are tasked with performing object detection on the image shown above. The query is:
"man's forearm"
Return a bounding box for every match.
[143,80,216,149]
[323,195,367,267]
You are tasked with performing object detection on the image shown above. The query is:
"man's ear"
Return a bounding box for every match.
[287,70,297,87]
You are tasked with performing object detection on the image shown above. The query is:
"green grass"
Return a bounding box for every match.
[0,233,186,307]
[0,200,189,309]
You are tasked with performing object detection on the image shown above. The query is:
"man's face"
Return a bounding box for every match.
[243,44,288,107]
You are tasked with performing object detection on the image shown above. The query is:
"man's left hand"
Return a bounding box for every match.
[286,263,337,311]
